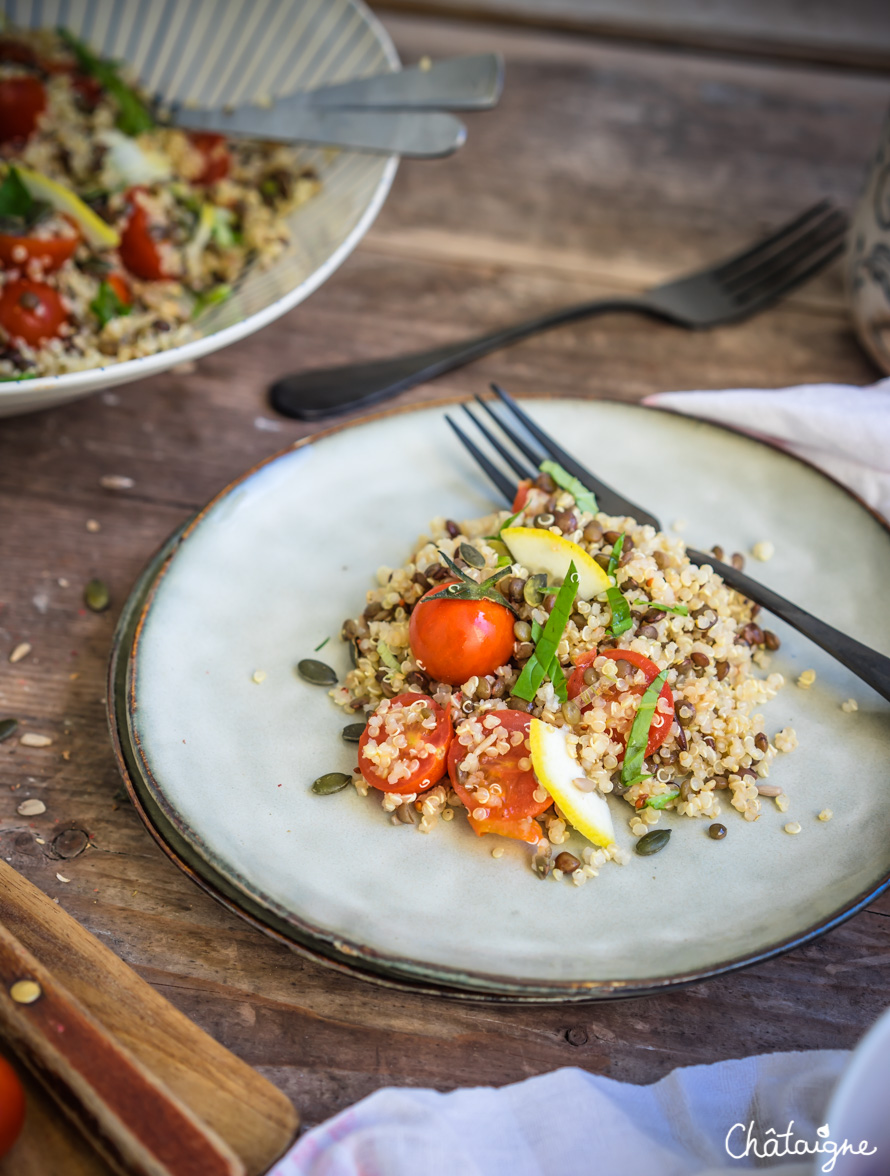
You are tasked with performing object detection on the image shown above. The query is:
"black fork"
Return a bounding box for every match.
[446,384,890,704]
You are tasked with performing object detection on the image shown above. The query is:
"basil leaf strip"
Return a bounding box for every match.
[633,600,689,617]
[538,460,598,516]
[60,29,155,136]
[376,640,400,674]
[643,786,680,810]
[0,168,35,221]
[529,619,567,702]
[605,532,632,637]
[620,668,669,787]
[192,283,232,319]
[512,562,578,701]
[90,279,132,328]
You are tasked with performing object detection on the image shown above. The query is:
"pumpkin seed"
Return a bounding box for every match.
[459,542,485,568]
[297,659,337,686]
[311,771,352,795]
[341,722,365,742]
[0,718,17,743]
[523,573,548,607]
[635,829,672,856]
[84,578,110,612]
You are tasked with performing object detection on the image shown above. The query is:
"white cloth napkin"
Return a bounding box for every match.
[643,378,890,523]
[270,1051,848,1176]
[270,379,889,1176]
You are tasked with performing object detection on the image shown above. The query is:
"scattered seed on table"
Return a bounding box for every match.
[0,718,18,742]
[56,873,70,883]
[784,822,802,835]
[841,699,858,713]
[708,823,727,840]
[9,642,31,664]
[311,772,351,795]
[635,829,671,856]
[341,722,365,742]
[555,851,581,873]
[818,809,833,822]
[491,846,505,859]
[20,733,52,748]
[297,659,337,686]
[84,579,110,612]
[251,669,267,684]
[17,799,46,816]
[797,669,816,689]
[85,519,101,533]
[751,540,774,561]
[99,474,135,490]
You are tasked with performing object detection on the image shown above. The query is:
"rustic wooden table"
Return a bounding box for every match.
[2,6,889,1159]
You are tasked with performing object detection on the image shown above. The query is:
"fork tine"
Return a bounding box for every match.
[461,403,538,481]
[712,200,834,281]
[445,415,516,504]
[723,208,847,298]
[473,393,544,469]
[490,384,660,528]
[734,236,846,309]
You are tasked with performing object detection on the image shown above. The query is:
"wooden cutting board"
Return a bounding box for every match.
[0,862,298,1175]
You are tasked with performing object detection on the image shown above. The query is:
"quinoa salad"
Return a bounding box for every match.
[304,463,799,884]
[0,26,319,379]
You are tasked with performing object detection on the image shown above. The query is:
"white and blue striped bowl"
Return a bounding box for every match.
[0,0,399,415]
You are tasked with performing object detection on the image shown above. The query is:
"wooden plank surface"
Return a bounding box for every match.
[1,12,889,1151]
[373,0,890,71]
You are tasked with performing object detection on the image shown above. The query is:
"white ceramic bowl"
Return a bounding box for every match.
[0,0,399,416]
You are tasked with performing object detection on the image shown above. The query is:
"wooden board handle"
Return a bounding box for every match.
[0,921,246,1176]
[0,862,297,1174]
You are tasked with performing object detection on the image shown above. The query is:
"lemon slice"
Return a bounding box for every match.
[15,165,120,249]
[501,526,610,599]
[529,718,615,847]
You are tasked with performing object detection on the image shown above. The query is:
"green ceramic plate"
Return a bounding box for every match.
[108,398,890,1000]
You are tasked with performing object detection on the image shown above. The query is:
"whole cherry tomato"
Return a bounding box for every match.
[0,1054,25,1157]
[448,709,551,843]
[358,693,453,795]
[0,76,47,143]
[0,278,67,346]
[0,226,78,273]
[567,647,674,756]
[189,133,231,185]
[409,581,515,686]
[118,189,169,281]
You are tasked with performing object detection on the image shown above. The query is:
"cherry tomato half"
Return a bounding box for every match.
[0,1054,25,1157]
[189,132,231,185]
[409,581,515,687]
[106,271,133,307]
[567,648,674,757]
[0,76,46,144]
[512,479,531,513]
[448,709,551,843]
[0,279,67,346]
[0,226,79,273]
[358,692,453,795]
[118,189,169,281]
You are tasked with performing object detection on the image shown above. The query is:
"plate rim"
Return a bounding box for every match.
[0,0,400,408]
[108,394,890,1000]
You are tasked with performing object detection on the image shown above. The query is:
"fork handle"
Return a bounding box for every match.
[269,297,655,420]
[688,549,890,703]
